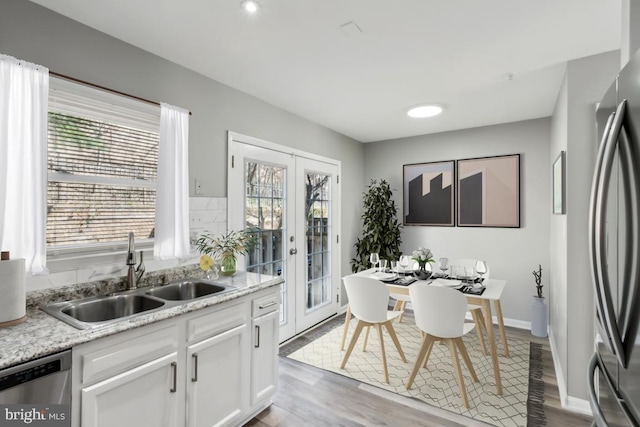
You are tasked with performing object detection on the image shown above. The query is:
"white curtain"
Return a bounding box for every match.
[0,54,49,274]
[154,103,190,260]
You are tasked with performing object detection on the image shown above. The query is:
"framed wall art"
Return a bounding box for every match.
[553,151,565,214]
[456,154,520,228]
[403,160,455,226]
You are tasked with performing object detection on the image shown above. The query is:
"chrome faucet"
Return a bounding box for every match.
[126,232,145,290]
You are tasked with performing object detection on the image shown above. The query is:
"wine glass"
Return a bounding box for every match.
[399,255,410,274]
[475,260,488,287]
[439,257,449,276]
[369,252,380,271]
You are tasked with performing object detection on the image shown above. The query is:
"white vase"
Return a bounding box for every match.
[531,296,548,337]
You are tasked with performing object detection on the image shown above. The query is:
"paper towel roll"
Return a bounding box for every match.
[0,258,26,327]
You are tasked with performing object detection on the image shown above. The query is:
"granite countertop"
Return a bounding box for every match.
[0,271,283,370]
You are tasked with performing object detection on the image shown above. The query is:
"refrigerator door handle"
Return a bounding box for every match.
[618,124,640,367]
[592,100,627,367]
[589,110,620,357]
[588,354,607,427]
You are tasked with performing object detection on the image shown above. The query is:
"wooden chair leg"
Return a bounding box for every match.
[340,321,365,369]
[375,324,389,383]
[447,338,470,409]
[383,321,407,362]
[422,337,436,368]
[471,309,487,356]
[406,335,433,390]
[340,305,351,351]
[362,325,371,351]
[455,337,478,382]
[397,301,406,323]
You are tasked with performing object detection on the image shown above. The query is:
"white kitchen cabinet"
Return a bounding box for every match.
[81,353,179,427]
[186,306,250,427]
[250,293,280,409]
[71,285,279,427]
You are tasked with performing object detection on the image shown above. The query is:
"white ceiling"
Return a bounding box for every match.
[30,0,621,143]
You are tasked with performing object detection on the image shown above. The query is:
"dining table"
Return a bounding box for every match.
[340,269,508,395]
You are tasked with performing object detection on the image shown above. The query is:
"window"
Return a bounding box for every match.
[47,78,160,252]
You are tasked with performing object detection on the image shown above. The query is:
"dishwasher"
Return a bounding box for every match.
[0,350,71,404]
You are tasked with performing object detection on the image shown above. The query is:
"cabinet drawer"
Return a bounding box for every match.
[252,293,279,317]
[79,324,178,386]
[187,301,248,343]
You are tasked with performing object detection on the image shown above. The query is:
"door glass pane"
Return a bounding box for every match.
[244,162,287,323]
[305,172,331,312]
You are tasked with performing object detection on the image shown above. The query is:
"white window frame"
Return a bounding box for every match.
[46,78,161,271]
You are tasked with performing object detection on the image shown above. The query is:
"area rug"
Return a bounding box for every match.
[285,315,543,427]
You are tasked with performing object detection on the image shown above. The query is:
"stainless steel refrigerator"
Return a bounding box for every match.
[588,51,640,427]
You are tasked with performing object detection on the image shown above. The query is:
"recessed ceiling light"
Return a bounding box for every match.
[242,0,259,13]
[407,105,443,118]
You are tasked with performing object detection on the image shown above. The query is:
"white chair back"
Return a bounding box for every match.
[409,283,468,338]
[449,258,490,280]
[343,275,390,323]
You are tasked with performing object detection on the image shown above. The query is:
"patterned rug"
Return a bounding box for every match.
[284,314,544,427]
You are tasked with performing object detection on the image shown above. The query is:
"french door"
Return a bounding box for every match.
[228,132,340,343]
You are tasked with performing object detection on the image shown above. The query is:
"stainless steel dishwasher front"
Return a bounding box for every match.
[0,350,71,404]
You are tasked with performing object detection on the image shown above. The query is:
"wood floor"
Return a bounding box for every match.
[246,318,594,427]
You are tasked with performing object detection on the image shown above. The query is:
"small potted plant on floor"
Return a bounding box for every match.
[531,264,548,337]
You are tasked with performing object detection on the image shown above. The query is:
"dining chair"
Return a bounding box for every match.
[449,258,490,355]
[340,275,407,383]
[406,283,479,408]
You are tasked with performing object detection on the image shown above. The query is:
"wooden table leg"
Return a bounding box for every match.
[493,300,510,357]
[481,299,503,395]
[340,305,351,351]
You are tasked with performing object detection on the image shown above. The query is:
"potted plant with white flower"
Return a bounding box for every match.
[411,247,435,279]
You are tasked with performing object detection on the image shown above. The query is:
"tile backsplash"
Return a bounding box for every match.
[27,197,227,292]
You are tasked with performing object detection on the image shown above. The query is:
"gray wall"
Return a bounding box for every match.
[550,50,620,404]
[0,0,365,280]
[364,118,551,324]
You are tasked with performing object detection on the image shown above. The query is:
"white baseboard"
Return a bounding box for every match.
[548,328,593,416]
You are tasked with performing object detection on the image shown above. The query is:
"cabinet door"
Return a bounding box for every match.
[81,353,179,427]
[187,323,249,427]
[251,310,279,406]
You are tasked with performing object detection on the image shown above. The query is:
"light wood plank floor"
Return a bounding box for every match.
[247,318,593,427]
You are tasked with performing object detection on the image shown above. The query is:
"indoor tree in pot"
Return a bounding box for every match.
[531,264,548,337]
[351,179,403,272]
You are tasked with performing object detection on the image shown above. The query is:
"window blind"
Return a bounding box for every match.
[47,78,160,249]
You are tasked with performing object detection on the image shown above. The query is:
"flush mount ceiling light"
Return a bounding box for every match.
[407,105,443,118]
[242,0,259,13]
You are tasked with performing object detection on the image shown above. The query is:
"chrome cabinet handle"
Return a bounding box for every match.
[255,325,260,348]
[593,100,627,367]
[192,353,198,382]
[259,301,277,309]
[170,362,177,393]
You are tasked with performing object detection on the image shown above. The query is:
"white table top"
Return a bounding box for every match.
[352,269,506,301]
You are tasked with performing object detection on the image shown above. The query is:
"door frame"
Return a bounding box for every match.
[227,131,342,341]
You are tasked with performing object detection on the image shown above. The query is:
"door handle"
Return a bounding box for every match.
[592,100,627,367]
[289,248,298,255]
[587,354,606,427]
[170,362,177,393]
[192,353,198,382]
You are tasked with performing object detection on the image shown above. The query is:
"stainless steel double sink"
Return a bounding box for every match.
[41,279,236,329]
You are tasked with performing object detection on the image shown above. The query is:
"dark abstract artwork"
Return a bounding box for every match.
[457,154,520,228]
[403,161,455,226]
